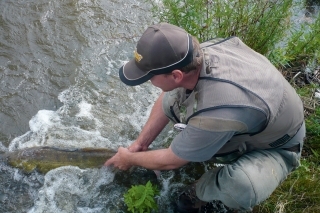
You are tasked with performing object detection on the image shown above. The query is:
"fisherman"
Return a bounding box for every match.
[105,23,305,212]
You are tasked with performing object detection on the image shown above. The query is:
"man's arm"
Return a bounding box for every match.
[104,92,172,169]
[128,92,170,152]
[105,146,189,170]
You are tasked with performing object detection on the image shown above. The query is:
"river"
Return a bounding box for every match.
[0,0,169,212]
[0,0,210,212]
[0,0,318,212]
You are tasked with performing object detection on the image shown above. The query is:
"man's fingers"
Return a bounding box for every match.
[104,156,114,167]
[104,147,132,170]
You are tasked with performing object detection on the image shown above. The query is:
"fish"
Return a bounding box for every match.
[0,146,116,174]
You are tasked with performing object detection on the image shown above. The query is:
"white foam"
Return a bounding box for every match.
[118,86,161,133]
[29,110,58,133]
[28,166,115,213]
[9,107,116,151]
[77,207,104,213]
[159,171,175,197]
[76,101,93,118]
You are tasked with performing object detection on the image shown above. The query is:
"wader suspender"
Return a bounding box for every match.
[185,76,271,136]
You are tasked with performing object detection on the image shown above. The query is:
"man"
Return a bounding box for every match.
[105,22,305,212]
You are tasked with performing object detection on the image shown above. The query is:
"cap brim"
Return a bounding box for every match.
[119,59,153,86]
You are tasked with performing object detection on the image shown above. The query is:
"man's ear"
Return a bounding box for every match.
[171,70,184,82]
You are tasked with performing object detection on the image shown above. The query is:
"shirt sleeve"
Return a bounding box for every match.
[171,125,235,162]
[170,107,267,162]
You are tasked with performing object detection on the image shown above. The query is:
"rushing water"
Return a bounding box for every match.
[0,0,319,212]
[0,0,171,212]
[0,0,211,212]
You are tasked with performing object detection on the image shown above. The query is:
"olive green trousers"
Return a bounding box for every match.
[195,123,305,211]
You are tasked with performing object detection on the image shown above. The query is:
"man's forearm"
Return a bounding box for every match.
[126,147,188,170]
[135,92,169,148]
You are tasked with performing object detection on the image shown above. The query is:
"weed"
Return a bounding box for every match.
[123,181,159,213]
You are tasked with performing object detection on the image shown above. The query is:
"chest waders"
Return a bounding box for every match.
[163,37,304,164]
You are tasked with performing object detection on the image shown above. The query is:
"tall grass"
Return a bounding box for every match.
[149,0,320,68]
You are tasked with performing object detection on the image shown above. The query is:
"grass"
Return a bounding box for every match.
[148,0,320,212]
[149,0,320,67]
[254,160,320,213]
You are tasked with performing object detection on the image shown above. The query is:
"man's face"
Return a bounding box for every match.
[150,73,177,92]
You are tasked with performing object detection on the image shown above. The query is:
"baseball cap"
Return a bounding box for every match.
[119,23,194,86]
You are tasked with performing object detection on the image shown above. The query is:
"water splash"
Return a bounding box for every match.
[28,167,115,213]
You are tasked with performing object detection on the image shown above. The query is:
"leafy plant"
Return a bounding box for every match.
[123,181,160,213]
[149,0,293,56]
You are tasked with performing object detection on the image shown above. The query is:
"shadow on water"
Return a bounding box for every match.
[306,0,320,15]
[0,164,44,213]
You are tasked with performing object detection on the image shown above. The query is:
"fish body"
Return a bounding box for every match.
[0,146,116,173]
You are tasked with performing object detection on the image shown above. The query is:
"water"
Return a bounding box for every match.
[0,0,170,212]
[0,0,209,212]
[0,0,160,146]
[0,0,319,212]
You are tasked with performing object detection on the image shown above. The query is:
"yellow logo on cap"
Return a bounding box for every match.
[134,49,143,63]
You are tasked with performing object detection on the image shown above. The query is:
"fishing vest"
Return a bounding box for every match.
[163,37,304,163]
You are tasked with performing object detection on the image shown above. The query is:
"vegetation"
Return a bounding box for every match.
[148,0,320,212]
[123,181,160,213]
[149,0,320,68]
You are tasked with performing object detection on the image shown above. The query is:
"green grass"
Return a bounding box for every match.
[149,0,320,68]
[254,159,320,213]
[254,106,320,213]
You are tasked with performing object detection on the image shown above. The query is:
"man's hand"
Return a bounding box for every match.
[104,147,132,170]
[105,146,189,171]
[127,140,148,152]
